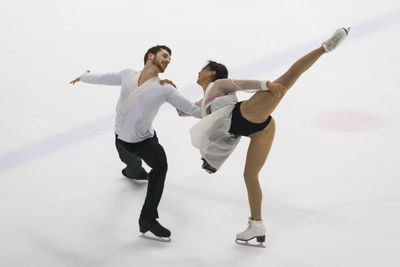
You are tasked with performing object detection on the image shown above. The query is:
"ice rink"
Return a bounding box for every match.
[1,0,400,266]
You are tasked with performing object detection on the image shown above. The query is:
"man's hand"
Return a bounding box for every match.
[160,79,176,88]
[70,70,90,84]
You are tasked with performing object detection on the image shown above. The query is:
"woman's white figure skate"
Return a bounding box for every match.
[322,27,351,52]
[235,218,266,248]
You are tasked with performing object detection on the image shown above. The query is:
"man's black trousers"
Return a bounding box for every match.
[115,132,167,220]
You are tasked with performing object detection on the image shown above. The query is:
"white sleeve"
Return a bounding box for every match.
[80,69,129,86]
[212,79,268,94]
[166,87,202,118]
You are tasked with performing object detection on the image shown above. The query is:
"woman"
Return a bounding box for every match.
[182,27,350,245]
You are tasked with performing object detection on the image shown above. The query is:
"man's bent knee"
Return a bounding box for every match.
[153,160,168,175]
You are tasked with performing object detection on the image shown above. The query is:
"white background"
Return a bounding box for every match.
[1,0,400,266]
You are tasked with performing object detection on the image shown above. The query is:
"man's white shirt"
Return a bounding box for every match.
[80,69,201,143]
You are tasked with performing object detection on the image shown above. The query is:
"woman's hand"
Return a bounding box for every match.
[160,79,177,88]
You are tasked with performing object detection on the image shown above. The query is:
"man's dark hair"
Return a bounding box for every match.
[144,45,172,65]
[204,60,228,81]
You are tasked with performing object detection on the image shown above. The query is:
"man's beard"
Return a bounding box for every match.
[151,58,165,73]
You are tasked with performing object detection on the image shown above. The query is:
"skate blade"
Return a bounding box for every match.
[235,239,266,248]
[140,233,171,243]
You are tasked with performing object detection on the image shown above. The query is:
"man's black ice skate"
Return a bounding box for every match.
[122,168,149,181]
[139,218,171,242]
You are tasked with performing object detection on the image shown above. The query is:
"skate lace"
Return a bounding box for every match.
[328,33,342,47]
[331,35,340,44]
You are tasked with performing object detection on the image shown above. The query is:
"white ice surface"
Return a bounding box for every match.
[1,0,400,266]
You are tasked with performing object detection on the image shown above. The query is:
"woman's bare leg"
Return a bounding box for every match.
[273,46,325,89]
[241,47,325,123]
[243,118,275,221]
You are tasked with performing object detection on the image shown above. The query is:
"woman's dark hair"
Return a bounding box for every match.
[144,45,172,65]
[205,60,228,81]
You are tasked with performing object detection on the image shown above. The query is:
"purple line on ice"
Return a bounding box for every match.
[228,8,400,79]
[0,116,114,173]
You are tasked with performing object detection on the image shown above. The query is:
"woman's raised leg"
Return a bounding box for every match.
[273,46,325,89]
[240,27,350,123]
[240,46,326,123]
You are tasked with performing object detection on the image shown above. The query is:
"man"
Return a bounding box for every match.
[70,45,201,239]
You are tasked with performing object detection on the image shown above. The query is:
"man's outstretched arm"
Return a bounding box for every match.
[70,69,125,86]
[69,70,90,84]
